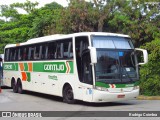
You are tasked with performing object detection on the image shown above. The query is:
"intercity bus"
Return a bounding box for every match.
[3,32,148,103]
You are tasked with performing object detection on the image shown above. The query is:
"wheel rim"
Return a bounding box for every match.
[13,82,17,93]
[18,84,22,93]
[64,85,74,102]
[17,82,22,93]
[66,89,73,100]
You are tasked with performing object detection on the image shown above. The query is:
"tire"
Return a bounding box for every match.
[17,81,23,94]
[63,85,75,104]
[12,81,18,93]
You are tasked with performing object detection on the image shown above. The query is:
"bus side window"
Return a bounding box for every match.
[44,44,55,60]
[5,49,10,61]
[29,46,34,60]
[56,43,63,59]
[13,49,19,61]
[47,42,56,59]
[63,42,68,58]
[69,42,73,58]
[63,40,73,59]
[34,45,41,60]
[18,48,23,61]
[23,47,29,61]
[12,49,16,61]
[39,45,42,59]
[41,45,46,59]
[9,49,14,61]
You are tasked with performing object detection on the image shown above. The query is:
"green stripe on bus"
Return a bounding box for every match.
[33,62,66,73]
[95,82,110,88]
[24,63,28,71]
[3,63,18,71]
[33,62,74,73]
[26,72,31,82]
[95,81,139,88]
[68,61,73,73]
[4,61,74,73]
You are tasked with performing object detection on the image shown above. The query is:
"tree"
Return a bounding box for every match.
[62,0,123,33]
[60,0,98,33]
[29,2,63,37]
[140,38,160,96]
[92,0,119,32]
[107,0,160,47]
[0,5,19,21]
[0,0,39,53]
[10,0,39,14]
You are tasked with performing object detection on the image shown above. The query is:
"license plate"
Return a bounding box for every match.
[117,94,125,98]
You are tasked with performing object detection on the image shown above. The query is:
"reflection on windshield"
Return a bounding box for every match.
[95,49,138,83]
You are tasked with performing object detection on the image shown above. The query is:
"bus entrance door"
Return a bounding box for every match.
[80,51,93,102]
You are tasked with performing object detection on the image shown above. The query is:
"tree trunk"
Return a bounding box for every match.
[98,22,103,32]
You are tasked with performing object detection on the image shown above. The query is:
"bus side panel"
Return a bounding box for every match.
[29,72,60,96]
[3,71,20,87]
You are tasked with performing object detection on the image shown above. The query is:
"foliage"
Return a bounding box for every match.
[140,38,160,96]
[10,0,39,14]
[29,2,63,37]
[107,0,160,47]
[60,0,97,33]
[0,1,63,53]
[0,0,39,53]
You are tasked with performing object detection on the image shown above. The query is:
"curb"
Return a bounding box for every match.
[137,95,160,100]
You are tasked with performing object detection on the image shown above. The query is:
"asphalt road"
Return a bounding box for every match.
[0,88,160,120]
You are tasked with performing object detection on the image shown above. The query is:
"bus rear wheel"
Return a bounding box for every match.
[17,81,23,94]
[12,81,17,93]
[63,85,75,104]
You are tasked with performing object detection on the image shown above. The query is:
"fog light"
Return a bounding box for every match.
[95,86,108,91]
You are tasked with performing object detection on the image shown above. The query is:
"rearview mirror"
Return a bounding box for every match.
[88,46,97,64]
[135,48,148,65]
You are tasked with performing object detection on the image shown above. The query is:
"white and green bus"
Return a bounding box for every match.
[3,32,148,103]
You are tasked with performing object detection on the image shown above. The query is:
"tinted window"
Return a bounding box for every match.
[92,36,134,49]
[4,38,73,61]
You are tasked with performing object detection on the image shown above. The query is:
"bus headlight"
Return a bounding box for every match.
[95,86,108,91]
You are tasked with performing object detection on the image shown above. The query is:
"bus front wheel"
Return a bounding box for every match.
[63,85,75,104]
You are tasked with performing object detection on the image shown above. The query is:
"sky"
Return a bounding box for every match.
[0,0,69,7]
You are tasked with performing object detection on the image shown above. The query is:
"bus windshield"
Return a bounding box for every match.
[92,36,138,84]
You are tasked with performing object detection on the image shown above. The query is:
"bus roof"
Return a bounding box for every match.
[5,32,130,48]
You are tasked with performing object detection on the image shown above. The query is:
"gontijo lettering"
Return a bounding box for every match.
[44,64,64,71]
